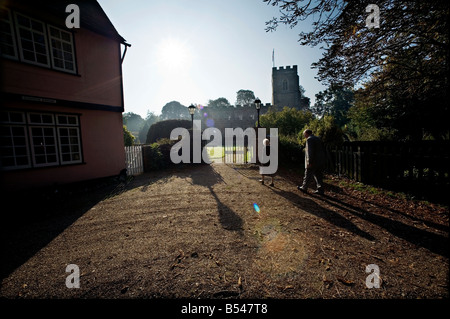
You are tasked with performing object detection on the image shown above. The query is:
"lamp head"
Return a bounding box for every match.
[254,98,261,110]
[188,104,196,115]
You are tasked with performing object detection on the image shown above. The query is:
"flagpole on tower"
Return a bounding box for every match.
[272,48,275,67]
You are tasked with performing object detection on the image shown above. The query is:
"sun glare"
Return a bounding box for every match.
[156,38,192,72]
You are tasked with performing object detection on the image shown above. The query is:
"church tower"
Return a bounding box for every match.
[271,65,302,109]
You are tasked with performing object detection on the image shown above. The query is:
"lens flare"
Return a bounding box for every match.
[206,118,215,127]
[203,112,208,117]
[253,203,260,213]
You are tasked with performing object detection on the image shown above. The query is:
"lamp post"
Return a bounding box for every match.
[254,98,261,128]
[254,98,261,165]
[188,104,196,127]
[188,104,196,164]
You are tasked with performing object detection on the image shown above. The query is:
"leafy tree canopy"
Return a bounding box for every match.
[207,97,232,108]
[160,101,190,120]
[235,89,256,106]
[260,106,314,137]
[300,114,344,147]
[312,85,354,127]
[265,0,449,140]
[265,0,449,87]
[123,112,144,132]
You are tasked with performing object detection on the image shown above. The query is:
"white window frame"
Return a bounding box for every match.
[57,126,82,165]
[0,8,18,60]
[48,25,76,74]
[27,112,55,125]
[0,124,31,170]
[56,114,79,126]
[1,110,83,170]
[14,12,50,67]
[29,125,59,167]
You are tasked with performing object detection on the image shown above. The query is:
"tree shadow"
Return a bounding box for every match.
[348,193,449,234]
[268,187,376,241]
[319,194,449,257]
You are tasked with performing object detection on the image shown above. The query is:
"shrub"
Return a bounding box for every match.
[278,135,304,167]
[146,119,192,144]
[142,138,179,171]
[123,125,135,146]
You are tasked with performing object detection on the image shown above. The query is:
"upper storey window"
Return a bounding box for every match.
[0,8,18,59]
[15,12,50,67]
[48,25,76,73]
[0,9,76,74]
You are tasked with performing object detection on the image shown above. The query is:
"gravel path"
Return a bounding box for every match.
[1,163,448,302]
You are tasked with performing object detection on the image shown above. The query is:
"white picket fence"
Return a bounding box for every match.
[125,145,143,175]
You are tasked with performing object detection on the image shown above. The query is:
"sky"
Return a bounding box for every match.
[97,0,328,118]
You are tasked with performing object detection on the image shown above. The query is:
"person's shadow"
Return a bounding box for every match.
[189,164,244,235]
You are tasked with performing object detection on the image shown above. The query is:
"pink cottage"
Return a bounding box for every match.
[1,0,131,190]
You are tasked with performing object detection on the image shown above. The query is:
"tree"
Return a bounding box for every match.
[259,106,314,137]
[138,111,160,143]
[265,1,449,85]
[123,112,144,132]
[300,115,344,147]
[312,85,354,127]
[346,92,398,141]
[160,101,190,120]
[299,85,311,109]
[235,89,256,106]
[265,0,449,140]
[207,97,231,108]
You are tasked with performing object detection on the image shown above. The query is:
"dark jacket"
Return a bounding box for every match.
[305,135,326,168]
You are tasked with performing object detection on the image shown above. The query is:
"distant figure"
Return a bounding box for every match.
[260,137,274,187]
[297,129,326,195]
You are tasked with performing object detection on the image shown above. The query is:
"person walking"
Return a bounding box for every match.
[259,136,274,186]
[297,129,326,195]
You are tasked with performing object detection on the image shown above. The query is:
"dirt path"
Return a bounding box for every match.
[1,163,448,300]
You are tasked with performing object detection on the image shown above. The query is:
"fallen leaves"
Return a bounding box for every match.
[336,276,355,286]
[170,249,186,270]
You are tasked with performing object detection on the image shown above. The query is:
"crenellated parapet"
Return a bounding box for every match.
[199,103,274,130]
[272,65,297,71]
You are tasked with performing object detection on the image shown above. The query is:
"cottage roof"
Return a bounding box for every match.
[8,0,128,45]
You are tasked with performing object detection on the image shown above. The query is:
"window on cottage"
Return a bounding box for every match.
[0,8,18,59]
[0,112,31,169]
[0,111,83,170]
[29,126,58,166]
[3,11,77,73]
[48,25,76,73]
[57,127,81,164]
[14,12,50,67]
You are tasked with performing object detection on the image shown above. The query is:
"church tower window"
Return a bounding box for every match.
[282,79,288,91]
